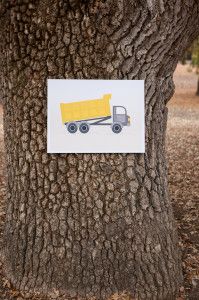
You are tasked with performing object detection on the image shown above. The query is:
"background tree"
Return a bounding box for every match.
[191,38,199,95]
[0,1,199,299]
[181,37,199,95]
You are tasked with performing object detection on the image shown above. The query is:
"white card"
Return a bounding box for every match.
[47,80,145,153]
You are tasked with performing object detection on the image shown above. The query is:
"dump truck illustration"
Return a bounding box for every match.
[60,94,130,134]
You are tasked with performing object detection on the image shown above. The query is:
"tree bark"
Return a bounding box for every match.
[0,1,199,299]
[196,77,199,96]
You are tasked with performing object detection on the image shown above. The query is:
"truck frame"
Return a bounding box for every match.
[60,94,131,134]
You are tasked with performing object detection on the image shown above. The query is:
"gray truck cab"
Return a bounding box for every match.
[113,106,130,126]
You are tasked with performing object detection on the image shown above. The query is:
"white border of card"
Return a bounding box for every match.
[47,80,145,153]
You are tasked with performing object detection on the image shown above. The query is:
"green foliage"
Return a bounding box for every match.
[182,38,199,95]
[180,38,199,69]
[191,38,199,69]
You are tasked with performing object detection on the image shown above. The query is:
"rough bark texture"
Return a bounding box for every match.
[0,0,199,299]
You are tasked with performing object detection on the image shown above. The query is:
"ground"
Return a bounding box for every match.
[0,64,198,299]
[167,64,199,299]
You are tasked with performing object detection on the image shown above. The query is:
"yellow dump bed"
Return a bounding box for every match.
[60,94,111,123]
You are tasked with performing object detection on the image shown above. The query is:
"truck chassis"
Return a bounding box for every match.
[65,115,126,134]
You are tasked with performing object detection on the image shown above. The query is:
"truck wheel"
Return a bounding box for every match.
[112,123,122,133]
[79,123,89,133]
[67,122,78,133]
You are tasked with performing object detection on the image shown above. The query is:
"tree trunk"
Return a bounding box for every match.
[196,77,199,96]
[0,1,199,299]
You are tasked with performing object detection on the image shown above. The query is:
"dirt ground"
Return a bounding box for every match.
[167,64,199,299]
[0,64,198,299]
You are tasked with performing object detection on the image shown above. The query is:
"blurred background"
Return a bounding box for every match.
[166,37,199,299]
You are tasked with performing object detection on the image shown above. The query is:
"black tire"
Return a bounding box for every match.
[79,123,89,133]
[112,123,122,133]
[67,122,78,133]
